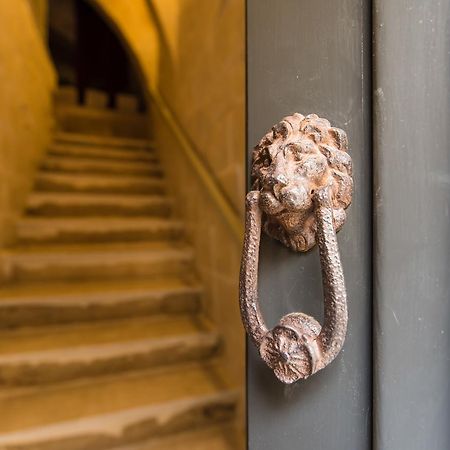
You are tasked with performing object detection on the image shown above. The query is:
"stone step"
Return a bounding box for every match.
[48,143,157,163]
[53,86,78,106]
[2,242,194,283]
[0,364,237,449]
[54,87,141,113]
[41,155,162,177]
[16,217,183,245]
[26,193,172,217]
[112,426,236,450]
[0,278,201,329]
[34,173,165,196]
[0,315,219,385]
[55,106,149,139]
[54,132,153,150]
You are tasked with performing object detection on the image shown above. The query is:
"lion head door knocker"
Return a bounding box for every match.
[239,113,353,384]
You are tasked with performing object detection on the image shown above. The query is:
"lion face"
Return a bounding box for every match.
[252,113,353,252]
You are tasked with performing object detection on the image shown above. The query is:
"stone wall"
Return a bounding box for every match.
[0,1,56,246]
[27,0,49,39]
[151,0,245,214]
[149,0,245,409]
[150,3,245,408]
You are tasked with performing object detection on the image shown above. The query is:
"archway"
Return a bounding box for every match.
[48,0,146,110]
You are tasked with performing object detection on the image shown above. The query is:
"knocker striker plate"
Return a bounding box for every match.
[239,113,353,384]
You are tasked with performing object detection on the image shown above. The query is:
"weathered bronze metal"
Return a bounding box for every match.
[239,113,353,384]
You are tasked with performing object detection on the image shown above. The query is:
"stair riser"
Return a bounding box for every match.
[110,426,236,450]
[34,179,165,196]
[0,292,200,329]
[7,258,193,283]
[25,202,172,218]
[0,338,218,386]
[55,134,153,150]
[49,144,156,160]
[0,396,236,450]
[56,117,149,140]
[41,160,162,177]
[17,227,183,245]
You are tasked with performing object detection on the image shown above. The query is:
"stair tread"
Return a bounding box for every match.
[34,172,165,195]
[17,216,182,227]
[114,426,234,450]
[6,243,194,272]
[25,194,172,218]
[0,276,199,304]
[9,240,191,255]
[0,314,218,386]
[3,242,192,283]
[0,315,210,356]
[36,172,164,186]
[43,154,159,167]
[48,144,157,162]
[55,104,146,120]
[55,132,153,149]
[0,277,201,329]
[17,217,183,237]
[42,155,161,176]
[0,364,233,434]
[28,192,170,204]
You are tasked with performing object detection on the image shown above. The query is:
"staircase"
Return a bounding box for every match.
[0,99,238,449]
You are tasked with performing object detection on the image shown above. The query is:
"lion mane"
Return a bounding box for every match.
[252,113,353,252]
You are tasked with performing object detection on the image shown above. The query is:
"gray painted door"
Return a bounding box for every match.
[246,1,372,449]
[246,1,450,449]
[373,1,450,449]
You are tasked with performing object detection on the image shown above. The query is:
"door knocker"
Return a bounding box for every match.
[239,113,353,384]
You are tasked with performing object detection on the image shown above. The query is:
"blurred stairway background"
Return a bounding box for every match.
[0,88,238,450]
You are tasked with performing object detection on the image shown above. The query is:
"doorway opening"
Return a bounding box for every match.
[48,0,146,111]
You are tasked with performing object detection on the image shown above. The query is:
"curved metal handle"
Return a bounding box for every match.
[239,113,352,384]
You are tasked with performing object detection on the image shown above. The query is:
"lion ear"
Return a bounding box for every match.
[290,113,305,130]
[328,127,348,152]
[272,121,291,139]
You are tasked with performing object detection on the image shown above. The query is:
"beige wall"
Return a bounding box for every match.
[149,0,245,389]
[91,0,245,432]
[151,0,245,213]
[0,1,56,246]
[27,0,49,39]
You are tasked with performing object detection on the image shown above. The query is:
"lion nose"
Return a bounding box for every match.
[280,184,312,210]
[274,174,288,186]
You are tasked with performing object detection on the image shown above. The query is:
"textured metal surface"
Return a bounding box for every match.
[247,0,371,448]
[240,114,352,383]
[373,0,450,448]
[252,114,352,252]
